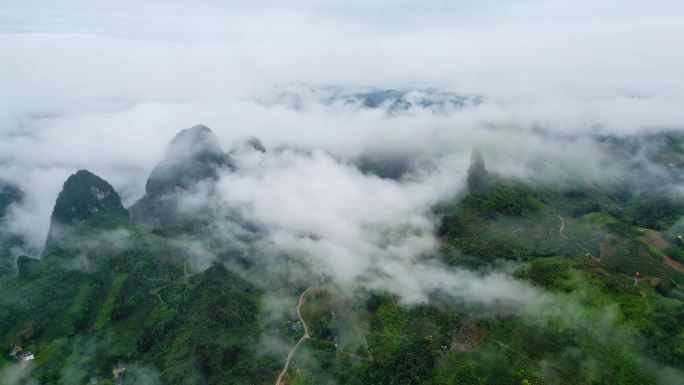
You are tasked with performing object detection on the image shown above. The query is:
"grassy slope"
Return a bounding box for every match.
[94,273,128,331]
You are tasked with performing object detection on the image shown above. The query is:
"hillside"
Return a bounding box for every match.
[0,127,682,385]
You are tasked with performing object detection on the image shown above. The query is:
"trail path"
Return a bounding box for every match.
[557,215,567,239]
[275,287,315,385]
[558,215,602,261]
[150,287,165,304]
[557,215,638,282]
[150,264,191,304]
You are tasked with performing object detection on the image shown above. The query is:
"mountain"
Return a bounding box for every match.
[0,169,272,385]
[49,170,129,227]
[128,125,261,270]
[130,125,234,233]
[229,135,267,155]
[0,130,683,385]
[144,124,233,198]
[0,182,23,275]
[259,86,482,114]
[44,170,130,256]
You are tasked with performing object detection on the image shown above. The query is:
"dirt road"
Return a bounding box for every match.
[275,287,315,385]
[558,215,567,239]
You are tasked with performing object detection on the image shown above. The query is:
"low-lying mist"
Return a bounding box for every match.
[2,2,684,384]
[3,86,682,254]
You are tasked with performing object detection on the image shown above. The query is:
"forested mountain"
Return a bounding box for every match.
[1,125,683,385]
[4,0,684,383]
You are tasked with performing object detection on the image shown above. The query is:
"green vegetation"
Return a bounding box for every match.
[50,170,129,228]
[0,183,22,220]
[0,227,275,384]
[0,183,24,276]
[665,246,684,264]
[1,132,683,384]
[0,169,275,384]
[94,273,128,331]
[138,263,276,385]
[279,178,684,384]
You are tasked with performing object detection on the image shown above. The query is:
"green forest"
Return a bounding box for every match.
[1,126,683,385]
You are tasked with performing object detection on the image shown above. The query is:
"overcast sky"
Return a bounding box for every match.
[2,0,683,97]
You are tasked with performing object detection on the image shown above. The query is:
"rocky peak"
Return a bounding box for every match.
[44,170,129,255]
[50,170,129,227]
[164,124,225,162]
[144,125,233,197]
[229,136,267,155]
[467,149,488,192]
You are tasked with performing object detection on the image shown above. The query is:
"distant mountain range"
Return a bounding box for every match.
[257,86,483,114]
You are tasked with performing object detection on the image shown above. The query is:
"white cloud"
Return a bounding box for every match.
[0,1,681,297]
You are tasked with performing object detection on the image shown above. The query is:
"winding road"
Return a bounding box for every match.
[558,215,602,261]
[558,215,567,239]
[275,287,315,385]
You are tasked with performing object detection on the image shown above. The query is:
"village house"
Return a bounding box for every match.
[9,345,35,363]
[113,360,126,384]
